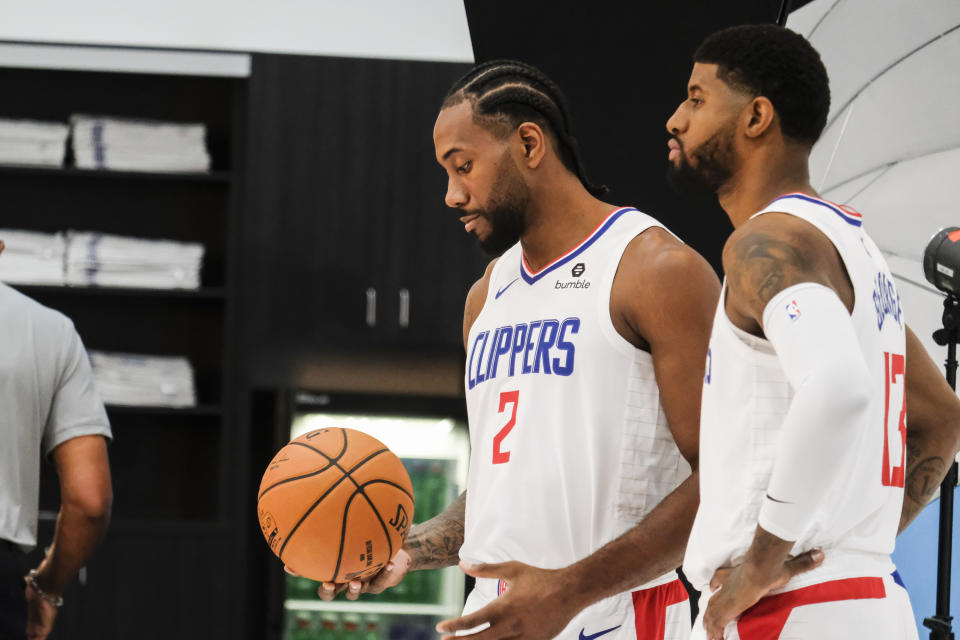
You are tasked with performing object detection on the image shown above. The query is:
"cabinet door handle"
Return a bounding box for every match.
[398,288,410,328]
[365,288,377,327]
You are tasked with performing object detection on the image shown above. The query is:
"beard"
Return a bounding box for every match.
[470,154,531,256]
[666,122,737,197]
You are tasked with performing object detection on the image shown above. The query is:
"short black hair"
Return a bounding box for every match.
[694,24,830,146]
[442,59,607,197]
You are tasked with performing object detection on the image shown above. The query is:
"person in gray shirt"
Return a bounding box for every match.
[0,240,113,640]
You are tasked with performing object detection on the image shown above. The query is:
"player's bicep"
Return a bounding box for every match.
[631,248,719,464]
[463,259,497,351]
[723,217,830,327]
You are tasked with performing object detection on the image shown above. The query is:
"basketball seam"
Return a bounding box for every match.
[334,474,397,581]
[257,433,348,501]
[277,446,389,563]
[329,480,412,583]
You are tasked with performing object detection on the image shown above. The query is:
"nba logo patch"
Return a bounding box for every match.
[497,579,508,596]
[786,300,802,321]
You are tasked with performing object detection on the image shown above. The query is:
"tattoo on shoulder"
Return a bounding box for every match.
[731,232,814,308]
[905,455,947,506]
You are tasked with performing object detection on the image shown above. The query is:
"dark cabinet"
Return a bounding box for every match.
[241,53,485,383]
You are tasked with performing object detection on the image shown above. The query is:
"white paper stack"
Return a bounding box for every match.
[89,351,196,407]
[0,119,69,167]
[0,228,66,285]
[70,115,211,173]
[66,232,204,289]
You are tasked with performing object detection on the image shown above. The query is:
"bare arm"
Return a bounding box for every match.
[564,231,719,605]
[899,325,960,533]
[33,434,113,594]
[404,491,467,570]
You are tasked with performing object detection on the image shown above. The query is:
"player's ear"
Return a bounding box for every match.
[516,121,546,168]
[744,96,776,139]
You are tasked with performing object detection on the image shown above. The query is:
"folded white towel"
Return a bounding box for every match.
[0,119,69,143]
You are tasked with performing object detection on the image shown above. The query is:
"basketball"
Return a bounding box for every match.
[257,427,414,583]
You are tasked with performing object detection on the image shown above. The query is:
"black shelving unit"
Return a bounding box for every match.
[1,52,247,639]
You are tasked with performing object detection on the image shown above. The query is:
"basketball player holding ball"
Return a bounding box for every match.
[665,25,960,639]
[306,60,820,640]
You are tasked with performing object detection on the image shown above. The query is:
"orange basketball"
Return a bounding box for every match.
[256,427,414,583]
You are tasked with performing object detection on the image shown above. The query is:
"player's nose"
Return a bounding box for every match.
[666,103,686,136]
[445,177,467,209]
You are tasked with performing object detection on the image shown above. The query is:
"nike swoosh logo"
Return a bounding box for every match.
[579,625,621,640]
[766,493,793,504]
[495,277,519,300]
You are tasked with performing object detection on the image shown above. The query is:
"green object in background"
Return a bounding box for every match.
[362,614,383,640]
[286,611,314,640]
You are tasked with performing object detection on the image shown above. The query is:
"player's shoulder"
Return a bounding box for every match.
[722,212,835,278]
[619,227,716,292]
[462,257,499,348]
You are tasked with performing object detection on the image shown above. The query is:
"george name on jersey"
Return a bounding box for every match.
[872,271,903,331]
[468,317,580,389]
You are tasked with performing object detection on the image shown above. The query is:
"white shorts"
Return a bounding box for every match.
[462,576,691,640]
[690,573,918,640]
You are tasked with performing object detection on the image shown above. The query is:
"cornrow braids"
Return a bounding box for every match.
[443,59,608,197]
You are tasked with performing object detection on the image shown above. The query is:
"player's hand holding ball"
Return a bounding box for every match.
[257,428,415,599]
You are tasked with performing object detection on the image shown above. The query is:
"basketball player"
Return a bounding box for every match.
[665,25,960,640]
[307,59,817,640]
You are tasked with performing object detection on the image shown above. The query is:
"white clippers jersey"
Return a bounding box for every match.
[684,193,907,591]
[461,207,691,587]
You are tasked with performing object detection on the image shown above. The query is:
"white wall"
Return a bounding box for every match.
[0,0,474,63]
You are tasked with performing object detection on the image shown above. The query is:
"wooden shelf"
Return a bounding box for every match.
[11,284,227,300]
[0,164,231,183]
[105,403,222,417]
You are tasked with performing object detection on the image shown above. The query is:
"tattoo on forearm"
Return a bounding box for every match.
[732,233,814,308]
[905,456,946,506]
[404,492,466,570]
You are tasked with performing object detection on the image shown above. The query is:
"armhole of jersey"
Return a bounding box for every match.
[752,207,858,316]
[469,251,510,341]
[595,221,664,358]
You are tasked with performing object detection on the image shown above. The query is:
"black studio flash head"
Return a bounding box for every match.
[924,227,960,295]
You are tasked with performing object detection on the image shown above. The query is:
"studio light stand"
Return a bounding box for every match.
[922,227,960,640]
[926,294,960,640]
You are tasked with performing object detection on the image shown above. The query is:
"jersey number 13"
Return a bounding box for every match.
[882,352,907,488]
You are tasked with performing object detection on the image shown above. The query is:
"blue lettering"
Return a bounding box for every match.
[552,317,579,376]
[467,332,482,389]
[522,321,542,374]
[475,331,490,384]
[489,326,514,379]
[533,319,560,374]
[509,324,528,377]
[484,328,501,380]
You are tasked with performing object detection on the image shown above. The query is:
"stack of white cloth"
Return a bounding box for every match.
[0,119,69,167]
[89,351,196,407]
[0,229,66,285]
[70,115,211,173]
[67,232,204,289]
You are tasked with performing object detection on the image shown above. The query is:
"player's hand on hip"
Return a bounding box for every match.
[24,582,58,640]
[703,549,824,640]
[436,560,576,640]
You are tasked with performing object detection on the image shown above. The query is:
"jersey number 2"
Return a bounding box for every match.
[493,390,519,464]
[882,352,907,488]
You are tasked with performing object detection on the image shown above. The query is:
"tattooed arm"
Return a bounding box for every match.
[899,326,960,533]
[405,491,468,570]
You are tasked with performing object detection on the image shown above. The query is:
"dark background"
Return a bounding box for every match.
[465,0,809,272]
